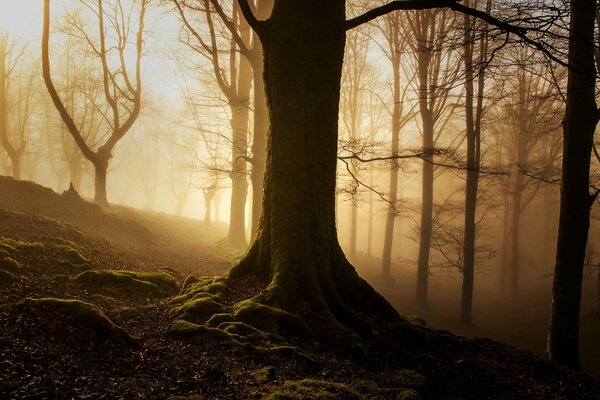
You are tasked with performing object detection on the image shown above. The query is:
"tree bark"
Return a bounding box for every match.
[381,42,402,279]
[93,157,109,206]
[227,101,250,249]
[509,172,523,296]
[231,0,396,333]
[547,0,598,370]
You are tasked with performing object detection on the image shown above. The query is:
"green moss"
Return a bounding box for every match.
[90,294,118,305]
[52,244,90,266]
[0,256,21,273]
[117,271,178,293]
[172,297,227,324]
[264,379,365,400]
[182,275,201,290]
[234,299,310,337]
[169,319,241,343]
[202,281,228,296]
[74,270,167,296]
[206,313,236,327]
[218,321,276,343]
[16,298,134,346]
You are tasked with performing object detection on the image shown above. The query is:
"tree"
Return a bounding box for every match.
[0,34,29,180]
[374,10,416,279]
[459,0,491,325]
[547,0,600,370]
[407,8,462,307]
[191,0,524,344]
[42,0,148,206]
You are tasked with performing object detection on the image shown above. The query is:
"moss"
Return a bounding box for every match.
[182,275,201,290]
[117,271,178,293]
[172,297,227,324]
[0,257,21,273]
[52,244,90,266]
[234,299,310,337]
[168,320,241,344]
[264,379,365,400]
[202,281,228,296]
[158,265,179,275]
[206,313,236,327]
[16,298,134,346]
[74,270,165,296]
[217,321,276,343]
[90,294,118,306]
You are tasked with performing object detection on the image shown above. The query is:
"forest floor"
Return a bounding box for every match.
[1,176,599,399]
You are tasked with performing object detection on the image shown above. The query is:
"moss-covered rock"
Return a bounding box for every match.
[234,299,310,337]
[117,271,178,293]
[15,298,134,346]
[217,321,278,344]
[53,244,90,266]
[182,275,201,290]
[172,297,227,324]
[74,270,175,296]
[263,379,365,400]
[168,320,240,344]
[206,313,236,327]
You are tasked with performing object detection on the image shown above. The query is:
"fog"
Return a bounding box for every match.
[1,0,599,376]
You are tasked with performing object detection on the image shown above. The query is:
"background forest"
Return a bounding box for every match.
[1,0,600,395]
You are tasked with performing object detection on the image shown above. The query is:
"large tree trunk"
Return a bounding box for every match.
[547,0,598,370]
[230,0,396,336]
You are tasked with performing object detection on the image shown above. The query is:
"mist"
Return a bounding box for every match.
[1,0,599,398]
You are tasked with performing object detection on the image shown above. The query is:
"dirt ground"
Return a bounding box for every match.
[1,177,599,399]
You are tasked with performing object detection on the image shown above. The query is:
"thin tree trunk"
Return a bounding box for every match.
[93,158,109,206]
[381,33,402,277]
[509,174,523,296]
[227,102,250,249]
[9,154,21,180]
[499,188,511,292]
[548,0,598,369]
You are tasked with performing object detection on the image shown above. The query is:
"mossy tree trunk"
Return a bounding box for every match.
[231,0,396,330]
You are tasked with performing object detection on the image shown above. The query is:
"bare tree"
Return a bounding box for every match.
[0,34,30,180]
[42,0,148,206]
